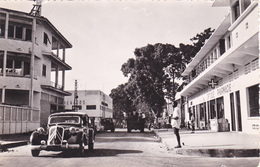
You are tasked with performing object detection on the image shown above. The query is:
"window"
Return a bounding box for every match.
[209,100,216,119]
[7,24,32,41]
[6,57,30,76]
[8,25,14,38]
[199,103,205,121]
[226,35,231,50]
[217,97,224,119]
[44,32,50,45]
[219,39,226,56]
[42,64,46,77]
[15,26,23,39]
[243,0,251,12]
[0,54,3,74]
[72,105,82,110]
[248,84,259,117]
[86,105,96,110]
[233,1,240,21]
[25,29,32,41]
[24,62,30,76]
[0,23,5,37]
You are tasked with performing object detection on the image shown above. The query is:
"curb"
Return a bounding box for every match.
[0,141,29,152]
[153,131,260,158]
[175,148,260,157]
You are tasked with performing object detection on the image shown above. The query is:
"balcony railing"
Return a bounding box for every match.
[51,81,63,90]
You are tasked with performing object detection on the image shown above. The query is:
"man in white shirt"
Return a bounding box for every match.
[171,101,181,148]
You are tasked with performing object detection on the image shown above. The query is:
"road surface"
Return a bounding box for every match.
[0,129,258,167]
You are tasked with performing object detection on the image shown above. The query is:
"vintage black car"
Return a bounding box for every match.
[30,112,95,157]
[101,118,115,132]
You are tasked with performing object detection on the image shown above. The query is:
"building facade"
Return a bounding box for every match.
[64,90,113,118]
[0,6,72,134]
[180,0,259,134]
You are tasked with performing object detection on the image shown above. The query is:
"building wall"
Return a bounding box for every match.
[187,58,259,134]
[64,90,113,118]
[0,8,72,133]
[181,1,259,134]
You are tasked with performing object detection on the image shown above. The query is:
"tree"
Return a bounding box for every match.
[113,28,215,118]
[109,83,135,119]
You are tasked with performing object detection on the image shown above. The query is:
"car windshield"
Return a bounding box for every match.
[49,116,80,125]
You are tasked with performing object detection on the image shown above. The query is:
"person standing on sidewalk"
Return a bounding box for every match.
[191,113,195,133]
[172,101,181,148]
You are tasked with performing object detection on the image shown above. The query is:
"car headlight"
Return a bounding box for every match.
[69,127,76,134]
[37,127,45,135]
[41,140,46,145]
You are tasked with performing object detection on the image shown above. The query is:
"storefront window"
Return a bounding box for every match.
[209,100,216,119]
[199,103,205,121]
[217,97,224,119]
[248,84,259,117]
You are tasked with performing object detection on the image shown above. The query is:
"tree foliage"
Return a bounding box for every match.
[109,83,135,119]
[110,28,214,117]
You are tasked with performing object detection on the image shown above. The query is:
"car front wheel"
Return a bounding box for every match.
[78,140,85,157]
[31,150,40,157]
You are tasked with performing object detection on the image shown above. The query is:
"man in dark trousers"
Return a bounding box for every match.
[172,101,181,148]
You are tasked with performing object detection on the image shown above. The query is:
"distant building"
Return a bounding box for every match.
[0,5,72,134]
[180,0,259,134]
[64,90,113,118]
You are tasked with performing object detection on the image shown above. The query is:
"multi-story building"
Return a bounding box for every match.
[0,5,72,134]
[180,0,259,134]
[64,90,113,118]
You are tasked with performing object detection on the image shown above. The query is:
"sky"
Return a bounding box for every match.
[0,0,229,95]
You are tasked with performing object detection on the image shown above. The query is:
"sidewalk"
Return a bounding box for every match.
[0,133,30,152]
[153,128,259,157]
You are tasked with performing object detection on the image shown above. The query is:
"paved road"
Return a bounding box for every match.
[0,129,259,167]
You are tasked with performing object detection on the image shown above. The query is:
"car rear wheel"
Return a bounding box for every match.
[31,150,40,157]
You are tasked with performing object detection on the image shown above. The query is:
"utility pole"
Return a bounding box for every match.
[73,80,78,111]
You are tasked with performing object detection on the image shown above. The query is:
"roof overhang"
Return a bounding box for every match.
[37,17,72,48]
[42,52,72,70]
[182,13,231,76]
[41,85,72,96]
[212,0,230,7]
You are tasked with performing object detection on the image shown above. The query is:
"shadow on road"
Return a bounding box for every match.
[96,131,156,143]
[39,148,143,158]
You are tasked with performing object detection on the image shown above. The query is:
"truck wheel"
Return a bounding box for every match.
[31,150,40,157]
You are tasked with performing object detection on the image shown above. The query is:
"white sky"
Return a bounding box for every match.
[0,0,229,95]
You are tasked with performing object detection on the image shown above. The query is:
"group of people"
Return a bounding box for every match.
[171,101,195,148]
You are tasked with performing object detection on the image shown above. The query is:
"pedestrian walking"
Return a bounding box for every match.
[191,113,195,133]
[171,101,181,148]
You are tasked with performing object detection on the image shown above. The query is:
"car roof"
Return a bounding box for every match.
[50,112,89,117]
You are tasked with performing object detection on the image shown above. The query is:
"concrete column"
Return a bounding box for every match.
[62,69,65,90]
[55,66,59,88]
[62,48,65,62]
[57,43,60,57]
[29,18,36,108]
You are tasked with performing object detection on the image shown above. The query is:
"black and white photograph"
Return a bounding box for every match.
[0,0,259,166]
